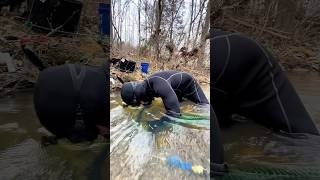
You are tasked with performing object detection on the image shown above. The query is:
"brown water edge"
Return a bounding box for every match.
[0,92,108,180]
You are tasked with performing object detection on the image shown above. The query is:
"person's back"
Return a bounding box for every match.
[211,30,319,135]
[142,71,209,104]
[34,64,109,142]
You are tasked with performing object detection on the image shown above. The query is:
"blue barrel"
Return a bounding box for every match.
[141,63,149,74]
[98,3,111,36]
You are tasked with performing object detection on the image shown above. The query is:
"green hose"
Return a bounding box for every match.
[169,113,210,128]
[180,113,210,120]
[220,166,320,180]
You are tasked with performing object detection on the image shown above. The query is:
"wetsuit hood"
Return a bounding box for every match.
[121,82,148,106]
[121,82,139,106]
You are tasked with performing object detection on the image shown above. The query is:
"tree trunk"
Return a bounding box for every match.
[194,0,207,46]
[169,0,175,44]
[138,0,141,54]
[154,0,163,62]
[198,4,209,66]
[186,0,194,47]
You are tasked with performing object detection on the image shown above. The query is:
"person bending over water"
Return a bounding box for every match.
[120,71,226,174]
[34,64,109,143]
[211,30,319,135]
[120,71,209,117]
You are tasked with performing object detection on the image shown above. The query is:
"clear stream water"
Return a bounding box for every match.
[0,73,319,180]
[222,72,320,173]
[109,87,211,180]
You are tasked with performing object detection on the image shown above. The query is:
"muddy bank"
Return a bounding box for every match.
[110,63,210,92]
[0,15,107,98]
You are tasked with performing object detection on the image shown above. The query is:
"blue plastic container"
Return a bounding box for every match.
[98,3,111,36]
[141,62,149,74]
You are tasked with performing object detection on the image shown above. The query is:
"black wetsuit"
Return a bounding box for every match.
[211,30,319,135]
[209,30,320,176]
[135,71,225,174]
[136,71,209,117]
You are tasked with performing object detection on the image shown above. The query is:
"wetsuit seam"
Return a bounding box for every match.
[269,72,292,132]
[183,72,202,101]
[167,72,183,89]
[167,72,182,80]
[148,76,176,94]
[176,73,183,89]
[213,88,228,95]
[177,72,195,90]
[213,35,231,85]
[183,76,202,103]
[184,86,197,96]
[170,72,201,102]
[147,76,180,114]
[194,79,202,103]
[146,78,151,89]
[251,38,292,133]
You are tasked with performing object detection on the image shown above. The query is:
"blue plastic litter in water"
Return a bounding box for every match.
[166,155,192,171]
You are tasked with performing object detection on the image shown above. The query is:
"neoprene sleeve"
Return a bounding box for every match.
[150,77,181,117]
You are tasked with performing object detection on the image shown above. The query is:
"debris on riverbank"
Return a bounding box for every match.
[0,15,106,98]
[213,2,320,72]
[109,57,210,93]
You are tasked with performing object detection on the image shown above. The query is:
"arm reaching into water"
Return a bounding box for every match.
[150,77,181,117]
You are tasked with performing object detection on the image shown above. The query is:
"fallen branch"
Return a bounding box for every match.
[226,15,291,40]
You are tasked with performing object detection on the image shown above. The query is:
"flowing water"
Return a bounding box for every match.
[109,86,211,180]
[222,72,320,179]
[0,92,108,180]
[0,72,320,180]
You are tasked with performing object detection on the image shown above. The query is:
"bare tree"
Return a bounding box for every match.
[138,0,141,52]
[198,2,209,66]
[186,0,194,46]
[153,0,163,62]
[193,0,208,46]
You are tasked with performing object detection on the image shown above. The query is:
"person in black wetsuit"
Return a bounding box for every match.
[208,30,320,176]
[121,71,209,117]
[121,71,227,175]
[34,64,109,143]
[211,30,319,135]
